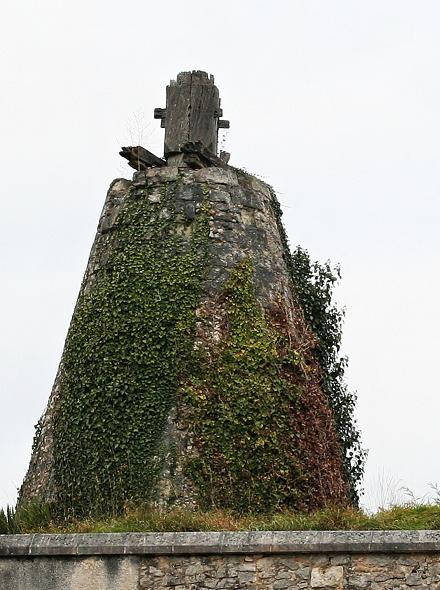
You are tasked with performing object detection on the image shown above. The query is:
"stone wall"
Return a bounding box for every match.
[20,164,347,512]
[21,165,300,505]
[2,531,440,590]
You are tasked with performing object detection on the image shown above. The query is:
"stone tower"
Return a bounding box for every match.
[20,71,350,516]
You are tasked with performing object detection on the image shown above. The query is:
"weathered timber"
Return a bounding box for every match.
[219,150,231,164]
[218,120,230,129]
[155,71,229,161]
[119,146,166,171]
[181,141,229,169]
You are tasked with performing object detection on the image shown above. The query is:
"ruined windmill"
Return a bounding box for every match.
[20,71,356,517]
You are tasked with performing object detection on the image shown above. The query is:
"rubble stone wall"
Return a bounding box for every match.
[20,165,347,512]
[138,552,440,589]
[20,166,295,505]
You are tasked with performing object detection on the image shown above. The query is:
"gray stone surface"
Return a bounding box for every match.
[3,531,440,556]
[0,555,140,590]
[311,565,343,587]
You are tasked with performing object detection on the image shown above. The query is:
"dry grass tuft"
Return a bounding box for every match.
[3,502,440,534]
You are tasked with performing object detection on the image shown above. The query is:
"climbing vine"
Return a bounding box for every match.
[49,168,362,517]
[289,247,366,504]
[182,259,347,513]
[52,180,209,517]
[266,192,367,506]
[268,193,365,505]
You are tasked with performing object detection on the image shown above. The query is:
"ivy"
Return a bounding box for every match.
[267,193,365,505]
[289,247,366,504]
[49,169,363,517]
[52,181,209,517]
[183,259,318,513]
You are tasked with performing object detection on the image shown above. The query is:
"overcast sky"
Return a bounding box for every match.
[1,0,439,511]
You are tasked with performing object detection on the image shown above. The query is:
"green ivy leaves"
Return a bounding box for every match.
[50,169,363,518]
[289,247,366,505]
[182,259,307,513]
[52,181,209,517]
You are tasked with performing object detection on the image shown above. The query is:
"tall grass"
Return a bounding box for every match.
[2,502,440,534]
[0,501,53,534]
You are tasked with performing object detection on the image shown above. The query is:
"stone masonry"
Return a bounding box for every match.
[2,531,440,590]
[19,69,353,512]
[138,553,440,589]
[20,164,347,509]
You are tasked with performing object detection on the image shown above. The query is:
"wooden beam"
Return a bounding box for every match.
[119,146,166,171]
[181,141,229,169]
[218,120,230,129]
[155,71,229,158]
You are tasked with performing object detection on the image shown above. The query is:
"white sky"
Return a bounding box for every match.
[1,0,439,511]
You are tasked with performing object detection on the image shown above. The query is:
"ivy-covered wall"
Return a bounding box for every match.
[182,259,348,512]
[20,165,361,517]
[52,178,210,516]
[269,197,366,504]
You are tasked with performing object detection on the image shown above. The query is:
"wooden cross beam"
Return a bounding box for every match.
[154,71,230,164]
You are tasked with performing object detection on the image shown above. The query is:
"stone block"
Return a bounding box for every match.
[146,166,179,185]
[237,563,256,572]
[406,573,423,586]
[273,579,293,589]
[193,167,238,186]
[296,566,311,580]
[330,555,350,566]
[311,566,343,588]
[249,175,273,199]
[148,191,161,203]
[347,573,370,588]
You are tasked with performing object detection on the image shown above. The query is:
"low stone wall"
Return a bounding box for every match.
[2,531,440,589]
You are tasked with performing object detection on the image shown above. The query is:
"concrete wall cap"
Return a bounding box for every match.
[2,531,440,557]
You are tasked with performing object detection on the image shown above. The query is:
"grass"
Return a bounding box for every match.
[2,502,440,534]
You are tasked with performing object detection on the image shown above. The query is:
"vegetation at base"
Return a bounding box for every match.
[4,502,440,534]
[0,502,52,534]
[52,181,209,517]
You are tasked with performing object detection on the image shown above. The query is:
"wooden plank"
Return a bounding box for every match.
[154,108,167,129]
[164,80,191,154]
[218,120,230,129]
[189,81,220,154]
[119,146,166,171]
[181,141,229,169]
[155,71,230,161]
